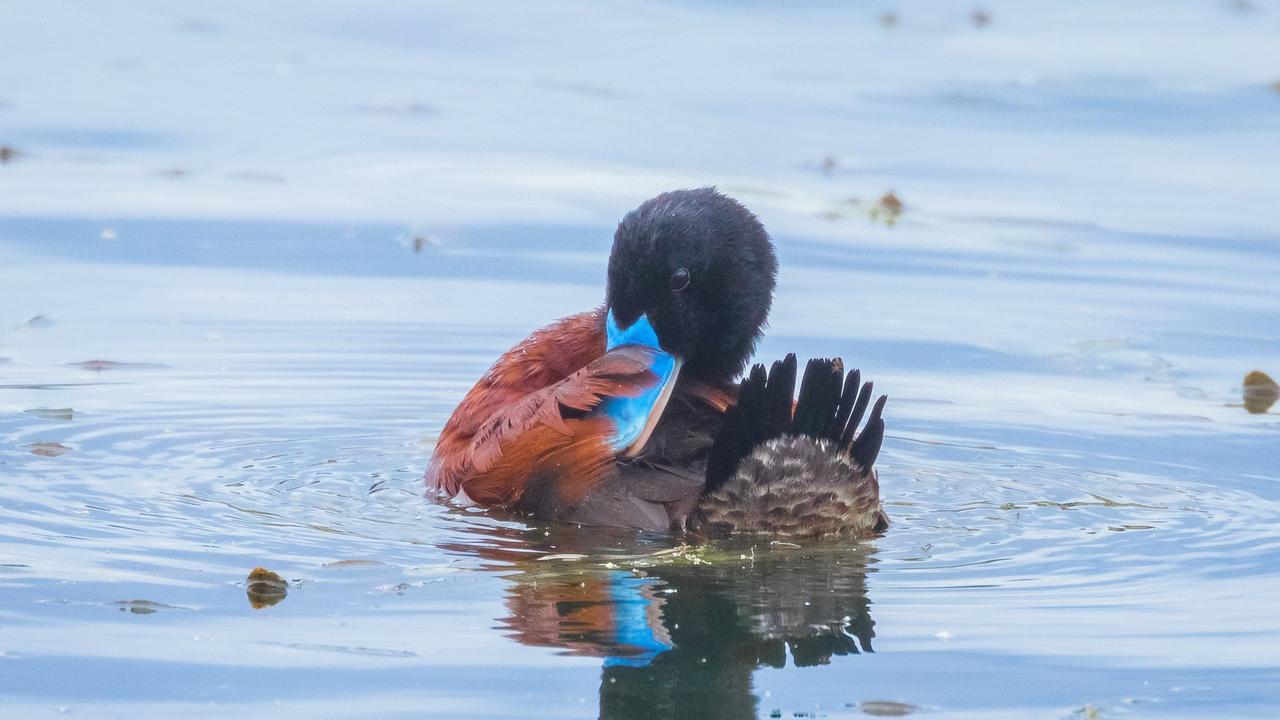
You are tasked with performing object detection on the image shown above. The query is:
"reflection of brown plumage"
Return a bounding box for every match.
[444,523,878,720]
[503,573,671,661]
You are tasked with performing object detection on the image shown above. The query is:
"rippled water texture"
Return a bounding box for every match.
[2,2,1279,718]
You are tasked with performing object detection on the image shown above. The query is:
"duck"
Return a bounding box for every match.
[426,187,888,536]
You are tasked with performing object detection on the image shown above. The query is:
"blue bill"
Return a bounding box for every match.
[598,309,682,455]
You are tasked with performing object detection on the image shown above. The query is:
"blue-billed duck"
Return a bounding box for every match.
[427,188,888,537]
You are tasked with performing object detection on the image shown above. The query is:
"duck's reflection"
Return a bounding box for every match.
[444,524,878,720]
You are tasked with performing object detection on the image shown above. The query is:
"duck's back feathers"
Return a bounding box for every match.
[698,435,886,537]
[445,346,662,511]
[698,354,889,538]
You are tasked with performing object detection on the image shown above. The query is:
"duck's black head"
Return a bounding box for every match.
[606,187,777,381]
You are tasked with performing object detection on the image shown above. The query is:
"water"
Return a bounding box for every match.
[2,2,1279,718]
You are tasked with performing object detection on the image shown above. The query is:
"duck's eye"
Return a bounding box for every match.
[670,267,691,292]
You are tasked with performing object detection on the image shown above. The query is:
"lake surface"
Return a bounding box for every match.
[2,2,1278,718]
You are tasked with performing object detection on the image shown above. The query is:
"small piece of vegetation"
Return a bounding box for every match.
[1243,370,1278,414]
[870,191,904,226]
[26,441,71,457]
[246,567,289,608]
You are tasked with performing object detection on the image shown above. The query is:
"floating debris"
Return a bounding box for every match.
[153,167,192,179]
[0,145,21,164]
[1271,79,1280,95]
[859,700,918,717]
[100,228,118,241]
[1073,704,1103,720]
[398,228,443,253]
[67,360,168,372]
[322,558,384,568]
[112,599,183,615]
[246,567,289,608]
[1243,370,1278,414]
[24,408,75,421]
[970,7,992,28]
[26,441,72,457]
[18,314,53,329]
[879,11,899,27]
[869,191,904,226]
[806,156,852,177]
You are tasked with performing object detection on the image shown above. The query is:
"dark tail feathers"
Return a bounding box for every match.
[705,354,887,492]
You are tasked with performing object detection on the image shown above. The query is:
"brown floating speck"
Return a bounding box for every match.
[67,360,168,371]
[21,314,53,329]
[26,441,72,457]
[859,700,918,717]
[246,567,289,609]
[24,408,75,421]
[322,559,384,568]
[1243,370,1279,414]
[112,599,182,615]
[870,191,904,226]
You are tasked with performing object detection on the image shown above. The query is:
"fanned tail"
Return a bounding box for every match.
[705,354,888,492]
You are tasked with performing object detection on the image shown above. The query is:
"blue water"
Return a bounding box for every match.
[2,2,1279,718]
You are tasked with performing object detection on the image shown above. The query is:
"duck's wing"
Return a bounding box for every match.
[427,309,608,497]
[436,345,666,513]
[427,304,622,497]
[705,354,888,491]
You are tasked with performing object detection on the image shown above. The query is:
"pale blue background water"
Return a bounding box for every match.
[1,2,1278,718]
